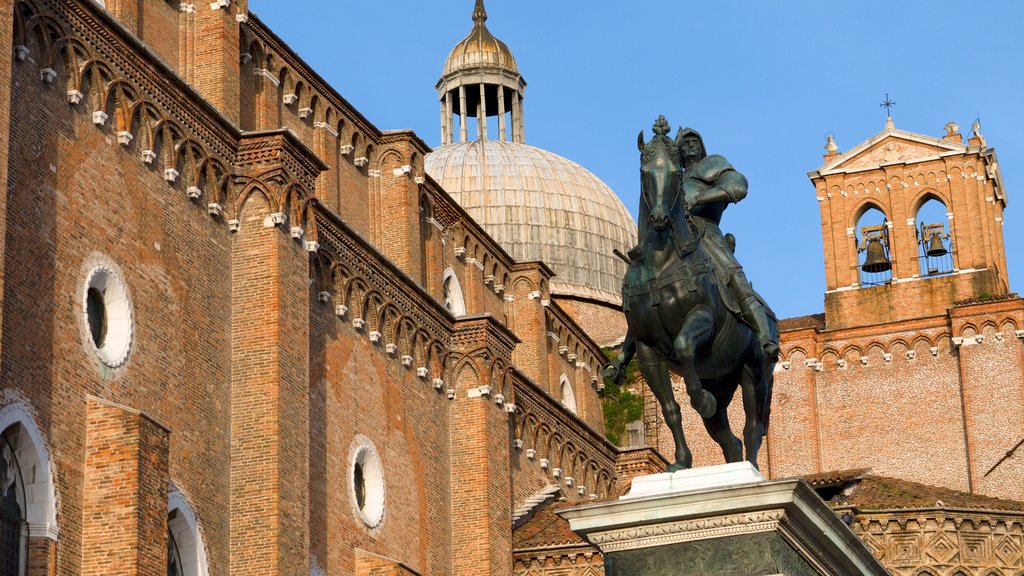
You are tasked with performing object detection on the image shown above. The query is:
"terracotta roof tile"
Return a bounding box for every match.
[826,474,1024,512]
[778,313,825,332]
[513,501,588,549]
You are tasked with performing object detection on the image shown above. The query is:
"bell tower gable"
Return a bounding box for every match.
[809,118,1010,330]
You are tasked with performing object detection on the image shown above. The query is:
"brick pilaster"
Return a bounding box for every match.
[191,5,241,123]
[81,397,170,576]
[230,131,318,576]
[508,263,555,388]
[0,0,12,365]
[449,315,518,576]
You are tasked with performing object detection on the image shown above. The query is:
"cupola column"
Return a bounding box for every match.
[440,100,448,146]
[445,92,454,145]
[479,82,488,140]
[497,87,507,141]
[517,95,526,143]
[459,85,468,142]
[511,91,521,143]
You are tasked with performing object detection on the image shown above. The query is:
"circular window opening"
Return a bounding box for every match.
[83,267,133,367]
[350,442,384,528]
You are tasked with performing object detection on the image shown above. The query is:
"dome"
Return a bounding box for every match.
[442,0,518,77]
[425,140,637,306]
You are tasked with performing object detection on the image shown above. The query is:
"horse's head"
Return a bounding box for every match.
[638,116,684,233]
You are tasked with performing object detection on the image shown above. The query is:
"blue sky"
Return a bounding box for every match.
[249,0,1024,320]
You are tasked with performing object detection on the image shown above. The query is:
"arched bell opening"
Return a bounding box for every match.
[854,205,892,287]
[914,196,954,277]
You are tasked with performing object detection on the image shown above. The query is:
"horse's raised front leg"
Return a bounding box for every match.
[674,305,717,418]
[636,342,692,471]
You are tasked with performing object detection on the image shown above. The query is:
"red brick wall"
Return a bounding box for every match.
[3,45,235,574]
[81,397,169,576]
[648,299,1024,502]
[308,304,453,575]
[192,7,240,123]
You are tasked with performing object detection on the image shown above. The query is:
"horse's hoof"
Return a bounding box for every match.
[666,462,690,473]
[693,391,717,419]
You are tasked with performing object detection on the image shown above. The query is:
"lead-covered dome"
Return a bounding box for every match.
[425,140,637,305]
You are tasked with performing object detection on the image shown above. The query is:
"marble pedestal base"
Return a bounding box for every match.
[558,462,887,576]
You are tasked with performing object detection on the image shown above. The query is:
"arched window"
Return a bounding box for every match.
[167,489,209,576]
[0,428,26,576]
[442,268,466,317]
[915,197,953,276]
[854,206,892,286]
[560,375,577,415]
[0,405,58,576]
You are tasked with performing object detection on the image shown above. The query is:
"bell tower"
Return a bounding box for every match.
[809,118,1010,329]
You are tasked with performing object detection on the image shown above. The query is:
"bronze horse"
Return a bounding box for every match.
[611,120,775,472]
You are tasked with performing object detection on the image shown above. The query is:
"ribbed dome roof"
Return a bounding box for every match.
[442,0,518,76]
[425,140,637,305]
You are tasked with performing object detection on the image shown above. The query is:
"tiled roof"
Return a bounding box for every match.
[778,313,825,332]
[513,501,589,550]
[821,474,1024,512]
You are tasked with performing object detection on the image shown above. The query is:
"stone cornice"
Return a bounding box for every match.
[511,260,557,280]
[451,314,520,360]
[236,129,327,191]
[379,130,432,157]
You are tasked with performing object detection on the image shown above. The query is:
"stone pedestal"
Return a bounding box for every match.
[558,462,888,576]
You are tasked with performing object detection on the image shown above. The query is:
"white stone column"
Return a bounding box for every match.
[440,99,448,146]
[445,92,454,146]
[497,86,506,142]
[479,83,488,141]
[511,91,520,143]
[458,85,468,143]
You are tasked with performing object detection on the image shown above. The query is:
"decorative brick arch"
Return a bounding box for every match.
[0,403,59,541]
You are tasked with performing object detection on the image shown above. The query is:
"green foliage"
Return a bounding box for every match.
[600,348,645,446]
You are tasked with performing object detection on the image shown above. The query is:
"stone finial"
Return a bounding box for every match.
[944,121,959,136]
[824,133,839,154]
[884,116,895,130]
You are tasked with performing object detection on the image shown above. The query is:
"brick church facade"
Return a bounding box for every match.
[2,1,1023,576]
[0,1,654,575]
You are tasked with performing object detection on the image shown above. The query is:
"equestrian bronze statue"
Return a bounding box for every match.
[606,116,779,472]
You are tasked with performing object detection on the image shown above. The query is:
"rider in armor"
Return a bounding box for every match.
[676,127,780,361]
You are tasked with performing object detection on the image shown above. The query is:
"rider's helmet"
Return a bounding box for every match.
[675,127,707,161]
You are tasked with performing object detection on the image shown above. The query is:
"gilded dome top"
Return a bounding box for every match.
[425,140,638,306]
[442,0,518,77]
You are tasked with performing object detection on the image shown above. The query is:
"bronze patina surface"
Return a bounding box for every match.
[607,116,778,471]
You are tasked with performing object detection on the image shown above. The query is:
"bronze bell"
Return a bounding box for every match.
[862,238,892,273]
[926,233,948,257]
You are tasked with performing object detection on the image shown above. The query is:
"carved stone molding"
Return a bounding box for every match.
[589,509,786,552]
